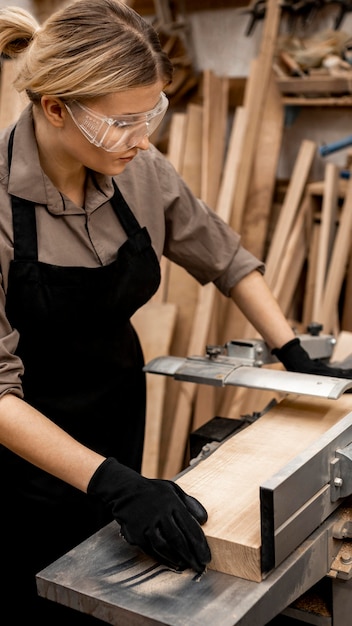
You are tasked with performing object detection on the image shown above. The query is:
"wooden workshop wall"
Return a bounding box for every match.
[2,0,352,479]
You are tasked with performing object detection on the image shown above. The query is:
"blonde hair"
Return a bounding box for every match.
[0,0,173,102]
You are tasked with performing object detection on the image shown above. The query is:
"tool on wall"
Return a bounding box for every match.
[319,133,352,157]
[243,0,267,35]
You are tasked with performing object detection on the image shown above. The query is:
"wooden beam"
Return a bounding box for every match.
[240,70,284,259]
[331,331,352,362]
[341,250,352,332]
[321,175,352,334]
[311,163,339,323]
[133,302,177,478]
[264,139,317,290]
[271,194,312,316]
[201,70,229,209]
[230,0,282,230]
[176,394,352,581]
[302,220,320,328]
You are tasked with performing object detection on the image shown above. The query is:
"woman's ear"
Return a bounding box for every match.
[40,95,66,128]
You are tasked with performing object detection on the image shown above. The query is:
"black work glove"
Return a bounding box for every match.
[87,457,211,574]
[272,338,352,379]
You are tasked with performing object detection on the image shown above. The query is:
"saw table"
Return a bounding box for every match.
[36,500,352,625]
[36,331,352,625]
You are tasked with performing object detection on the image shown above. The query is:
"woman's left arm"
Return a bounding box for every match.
[230,270,295,349]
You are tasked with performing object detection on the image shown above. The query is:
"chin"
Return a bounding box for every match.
[98,161,131,176]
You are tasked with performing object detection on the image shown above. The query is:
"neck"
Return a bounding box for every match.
[33,108,87,207]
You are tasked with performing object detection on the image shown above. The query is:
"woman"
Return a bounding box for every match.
[0,1,350,623]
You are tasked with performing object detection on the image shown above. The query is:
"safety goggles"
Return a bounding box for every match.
[64,91,169,152]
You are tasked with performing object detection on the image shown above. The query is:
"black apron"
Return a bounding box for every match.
[1,127,161,622]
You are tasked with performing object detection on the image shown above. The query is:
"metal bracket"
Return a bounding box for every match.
[331,443,352,502]
[329,542,352,580]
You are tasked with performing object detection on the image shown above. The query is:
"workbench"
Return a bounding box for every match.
[36,499,352,625]
[36,337,352,625]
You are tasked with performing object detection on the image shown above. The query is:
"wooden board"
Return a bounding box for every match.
[230,0,282,231]
[311,163,339,323]
[264,139,317,290]
[301,220,320,328]
[341,250,352,332]
[271,194,312,315]
[176,394,352,582]
[331,331,352,363]
[321,175,352,334]
[201,70,229,209]
[132,301,177,478]
[240,70,284,260]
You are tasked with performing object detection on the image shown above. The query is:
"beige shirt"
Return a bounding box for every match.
[0,104,264,398]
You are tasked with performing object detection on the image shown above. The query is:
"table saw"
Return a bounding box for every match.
[36,330,352,625]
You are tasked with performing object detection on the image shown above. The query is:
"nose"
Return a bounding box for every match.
[135,135,150,150]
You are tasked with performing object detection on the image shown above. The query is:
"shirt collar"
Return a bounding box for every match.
[8,104,115,214]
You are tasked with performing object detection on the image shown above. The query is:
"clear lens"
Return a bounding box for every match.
[65,92,169,152]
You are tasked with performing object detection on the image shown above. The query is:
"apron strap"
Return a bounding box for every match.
[8,126,38,262]
[111,179,143,237]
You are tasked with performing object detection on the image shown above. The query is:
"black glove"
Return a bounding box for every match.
[87,457,211,573]
[272,338,352,379]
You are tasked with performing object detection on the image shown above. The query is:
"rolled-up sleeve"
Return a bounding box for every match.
[0,277,24,398]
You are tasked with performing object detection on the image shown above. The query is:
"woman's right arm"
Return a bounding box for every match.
[0,393,105,491]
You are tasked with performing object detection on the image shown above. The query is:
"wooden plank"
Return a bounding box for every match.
[192,308,219,431]
[276,75,352,95]
[302,220,320,328]
[230,0,282,231]
[331,331,352,362]
[341,249,352,332]
[264,139,317,290]
[240,70,284,259]
[162,282,216,478]
[321,175,352,334]
[216,71,283,354]
[312,163,339,324]
[220,146,315,353]
[271,194,312,316]
[166,112,187,172]
[201,70,229,209]
[176,394,352,581]
[217,106,247,230]
[179,102,203,195]
[132,302,177,478]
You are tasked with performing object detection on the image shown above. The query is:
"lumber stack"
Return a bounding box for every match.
[147,0,352,478]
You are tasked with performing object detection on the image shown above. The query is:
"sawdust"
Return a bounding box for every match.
[290,579,332,617]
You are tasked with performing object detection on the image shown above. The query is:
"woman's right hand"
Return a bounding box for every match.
[87,457,211,573]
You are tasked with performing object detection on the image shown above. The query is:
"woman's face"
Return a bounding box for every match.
[60,81,166,175]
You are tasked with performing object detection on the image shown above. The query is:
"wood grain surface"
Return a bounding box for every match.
[176,394,352,581]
